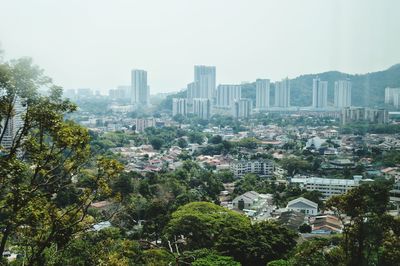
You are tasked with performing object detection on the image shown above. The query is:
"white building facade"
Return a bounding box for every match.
[334,80,352,108]
[312,78,328,109]
[256,79,270,109]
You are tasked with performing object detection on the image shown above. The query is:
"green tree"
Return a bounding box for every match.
[0,58,123,265]
[163,202,249,250]
[216,221,297,266]
[326,182,397,265]
[149,137,163,150]
[192,254,240,266]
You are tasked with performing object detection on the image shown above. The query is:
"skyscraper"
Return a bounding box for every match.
[232,98,252,119]
[194,65,216,100]
[274,78,290,108]
[131,69,149,106]
[334,80,352,108]
[312,77,328,109]
[186,82,198,105]
[256,79,270,109]
[384,87,400,105]
[216,84,241,108]
[193,98,211,120]
[172,98,187,117]
[0,98,25,149]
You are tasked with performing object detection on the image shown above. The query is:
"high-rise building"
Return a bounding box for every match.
[131,69,149,106]
[385,87,400,106]
[334,80,352,108]
[0,98,25,149]
[109,85,129,100]
[194,65,216,100]
[274,78,290,108]
[341,107,388,125]
[232,98,252,119]
[172,98,187,117]
[312,78,328,109]
[186,82,198,105]
[256,79,270,109]
[193,98,211,120]
[216,84,241,108]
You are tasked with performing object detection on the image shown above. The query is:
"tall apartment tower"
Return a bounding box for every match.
[193,98,211,120]
[0,98,25,149]
[274,78,290,108]
[312,77,328,109]
[334,80,352,108]
[216,85,241,108]
[172,98,187,117]
[256,79,270,109]
[232,98,252,119]
[186,82,198,105]
[194,65,216,100]
[385,87,400,105]
[131,69,149,106]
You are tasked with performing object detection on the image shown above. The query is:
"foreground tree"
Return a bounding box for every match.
[216,221,297,266]
[0,58,123,265]
[163,202,249,250]
[326,181,399,266]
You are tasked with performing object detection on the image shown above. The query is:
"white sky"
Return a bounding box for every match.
[1,0,400,94]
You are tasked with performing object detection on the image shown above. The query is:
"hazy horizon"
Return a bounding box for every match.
[1,0,400,94]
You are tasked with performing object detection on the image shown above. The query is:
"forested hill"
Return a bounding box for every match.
[157,64,400,110]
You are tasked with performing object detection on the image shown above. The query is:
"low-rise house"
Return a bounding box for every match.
[310,215,343,234]
[286,197,318,216]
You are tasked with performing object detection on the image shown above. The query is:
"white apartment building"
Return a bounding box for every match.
[290,176,363,199]
[275,78,290,108]
[0,97,25,149]
[172,98,187,116]
[193,98,211,120]
[230,159,275,178]
[135,118,155,132]
[232,98,252,119]
[384,87,400,105]
[131,69,149,106]
[216,84,241,108]
[334,80,352,108]
[194,65,216,100]
[312,77,328,109]
[256,79,270,109]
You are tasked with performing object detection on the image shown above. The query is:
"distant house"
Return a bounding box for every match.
[277,210,306,231]
[232,191,260,210]
[286,197,318,216]
[310,215,343,234]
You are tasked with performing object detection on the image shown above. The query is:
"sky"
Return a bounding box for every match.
[1,0,400,94]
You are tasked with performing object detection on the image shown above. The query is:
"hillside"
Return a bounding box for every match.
[157,64,400,110]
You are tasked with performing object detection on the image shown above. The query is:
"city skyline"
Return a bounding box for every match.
[1,0,400,94]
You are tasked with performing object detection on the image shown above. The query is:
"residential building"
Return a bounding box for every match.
[312,77,328,109]
[131,69,149,106]
[256,79,270,109]
[275,78,290,108]
[186,82,198,105]
[384,87,400,105]
[290,176,363,199]
[193,98,211,120]
[109,85,129,100]
[172,98,187,117]
[341,107,388,125]
[310,215,343,234]
[194,65,216,100]
[230,159,275,178]
[286,197,318,216]
[216,84,241,108]
[0,98,25,149]
[135,118,155,132]
[334,79,352,108]
[232,98,252,119]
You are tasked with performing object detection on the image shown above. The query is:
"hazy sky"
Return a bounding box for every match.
[1,0,400,94]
